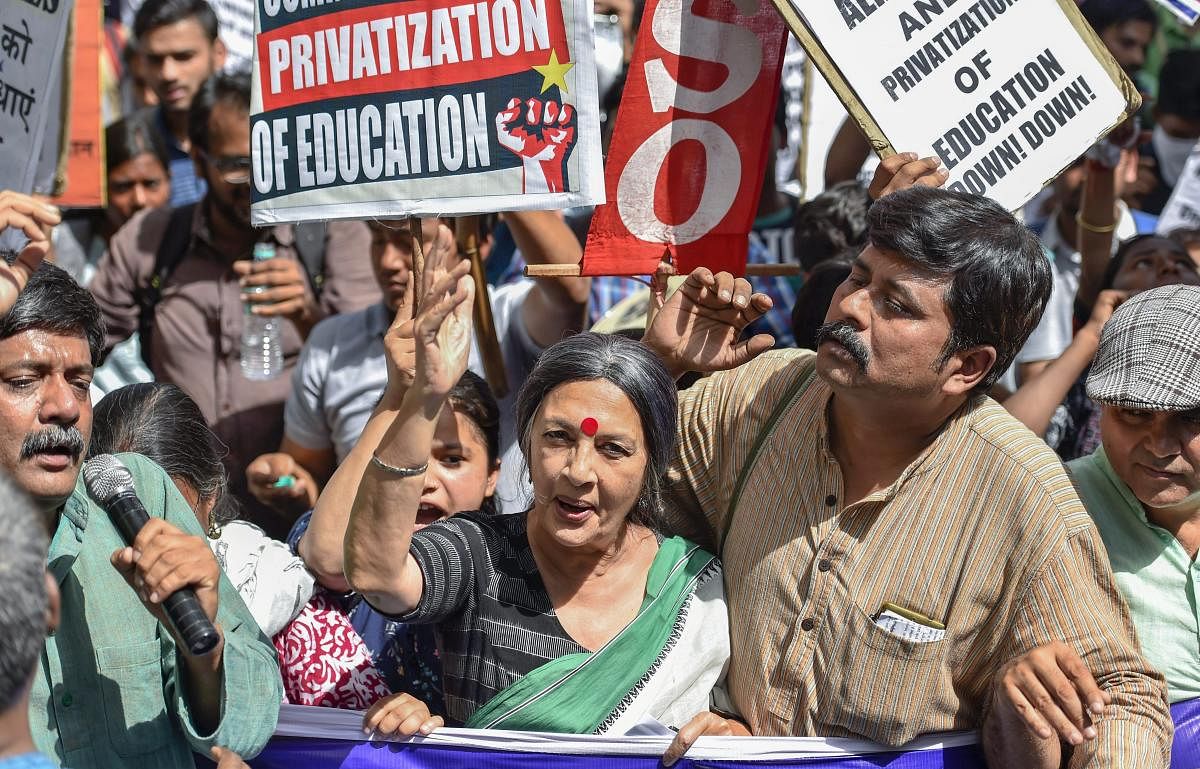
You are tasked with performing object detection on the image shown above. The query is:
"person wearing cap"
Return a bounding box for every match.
[1068,283,1200,706]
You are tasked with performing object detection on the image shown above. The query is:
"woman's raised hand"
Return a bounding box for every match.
[381,220,462,402]
[411,256,474,408]
[382,269,418,400]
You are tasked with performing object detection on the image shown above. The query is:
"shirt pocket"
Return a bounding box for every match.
[816,602,954,746]
[95,639,173,757]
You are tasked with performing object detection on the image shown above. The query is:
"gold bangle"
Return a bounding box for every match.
[1075,213,1117,234]
[369,454,427,478]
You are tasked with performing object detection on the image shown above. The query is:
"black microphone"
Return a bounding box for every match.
[84,454,221,656]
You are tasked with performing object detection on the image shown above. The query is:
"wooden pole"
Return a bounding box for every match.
[408,216,424,318]
[457,216,509,398]
[796,56,814,200]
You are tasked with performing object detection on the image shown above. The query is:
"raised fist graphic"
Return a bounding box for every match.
[496,97,576,194]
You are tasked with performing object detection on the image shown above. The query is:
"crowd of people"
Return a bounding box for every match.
[0,0,1198,767]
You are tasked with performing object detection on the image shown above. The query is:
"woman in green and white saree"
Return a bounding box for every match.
[341,259,742,752]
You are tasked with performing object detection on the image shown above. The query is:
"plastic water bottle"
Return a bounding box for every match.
[240,242,284,381]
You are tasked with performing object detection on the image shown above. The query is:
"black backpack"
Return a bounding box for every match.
[133,204,327,368]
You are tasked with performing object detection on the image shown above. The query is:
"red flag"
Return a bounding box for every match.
[583,0,787,276]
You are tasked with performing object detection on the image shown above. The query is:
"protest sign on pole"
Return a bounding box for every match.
[0,0,74,195]
[772,0,1140,212]
[1152,0,1200,26]
[581,0,789,277]
[56,0,105,208]
[1156,141,1200,235]
[249,0,604,225]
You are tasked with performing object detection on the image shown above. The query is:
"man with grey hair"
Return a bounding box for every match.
[0,472,60,769]
[1067,284,1200,757]
[0,260,280,769]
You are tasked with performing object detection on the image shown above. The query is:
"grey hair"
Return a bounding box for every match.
[88,383,239,525]
[515,333,677,529]
[0,471,49,710]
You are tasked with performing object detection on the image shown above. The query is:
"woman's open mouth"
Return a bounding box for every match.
[415,502,448,529]
[554,496,594,523]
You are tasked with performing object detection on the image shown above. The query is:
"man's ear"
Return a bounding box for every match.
[941,345,997,396]
[212,38,228,71]
[44,570,60,636]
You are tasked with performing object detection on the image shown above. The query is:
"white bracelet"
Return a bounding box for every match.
[369,454,428,478]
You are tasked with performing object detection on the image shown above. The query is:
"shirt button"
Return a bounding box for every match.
[824,494,837,507]
[818,559,832,572]
[60,692,72,707]
[801,617,815,631]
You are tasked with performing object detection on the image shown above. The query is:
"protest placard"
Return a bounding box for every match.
[1156,141,1200,235]
[771,0,1140,212]
[0,0,74,195]
[1152,0,1200,26]
[56,0,105,208]
[249,0,604,225]
[582,0,789,276]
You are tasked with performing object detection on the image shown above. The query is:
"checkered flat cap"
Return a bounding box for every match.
[1087,284,1200,411]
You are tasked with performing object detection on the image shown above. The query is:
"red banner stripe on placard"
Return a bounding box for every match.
[258,0,570,112]
[582,0,787,277]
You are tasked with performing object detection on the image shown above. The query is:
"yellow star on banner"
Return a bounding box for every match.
[532,50,574,94]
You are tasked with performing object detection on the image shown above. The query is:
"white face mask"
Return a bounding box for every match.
[1152,124,1199,188]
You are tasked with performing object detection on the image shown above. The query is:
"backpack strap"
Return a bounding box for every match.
[135,204,196,369]
[722,359,819,548]
[292,221,327,300]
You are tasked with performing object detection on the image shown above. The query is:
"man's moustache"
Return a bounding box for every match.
[21,426,86,460]
[815,321,870,370]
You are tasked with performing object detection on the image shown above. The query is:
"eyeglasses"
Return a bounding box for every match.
[198,150,252,185]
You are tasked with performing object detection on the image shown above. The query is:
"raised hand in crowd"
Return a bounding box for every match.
[1075,142,1124,314]
[406,256,474,409]
[233,254,324,339]
[110,516,227,734]
[1004,289,1128,436]
[299,220,462,591]
[342,247,473,615]
[244,219,453,517]
[362,692,444,738]
[642,267,774,379]
[867,152,949,200]
[0,191,60,316]
[985,641,1112,767]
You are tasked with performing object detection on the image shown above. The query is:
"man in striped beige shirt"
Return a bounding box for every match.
[647,158,1172,767]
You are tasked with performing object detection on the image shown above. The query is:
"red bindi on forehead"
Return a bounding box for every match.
[580,417,598,437]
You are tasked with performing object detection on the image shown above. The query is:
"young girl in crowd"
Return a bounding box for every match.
[287,369,502,711]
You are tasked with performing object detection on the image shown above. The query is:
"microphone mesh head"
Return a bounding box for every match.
[83,454,135,503]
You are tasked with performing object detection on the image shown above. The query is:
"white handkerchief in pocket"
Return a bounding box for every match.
[873,609,946,643]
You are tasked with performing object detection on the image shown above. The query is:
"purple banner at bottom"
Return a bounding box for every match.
[248,700,1199,769]
[251,736,984,769]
